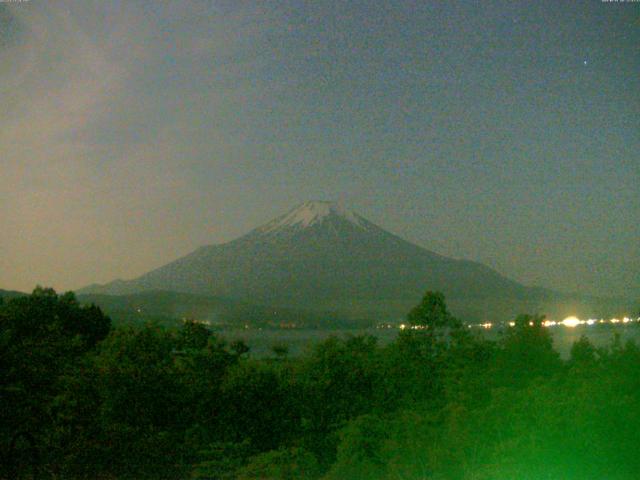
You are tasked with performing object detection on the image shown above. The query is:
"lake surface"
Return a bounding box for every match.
[221,324,640,359]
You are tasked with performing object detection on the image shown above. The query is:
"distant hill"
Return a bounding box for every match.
[1,288,351,328]
[0,289,27,301]
[77,290,366,329]
[80,201,638,323]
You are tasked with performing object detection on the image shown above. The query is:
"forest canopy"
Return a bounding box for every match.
[1,288,639,479]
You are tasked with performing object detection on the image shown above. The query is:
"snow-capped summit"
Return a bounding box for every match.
[257,201,369,233]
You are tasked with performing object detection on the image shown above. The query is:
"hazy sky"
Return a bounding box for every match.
[1,0,638,298]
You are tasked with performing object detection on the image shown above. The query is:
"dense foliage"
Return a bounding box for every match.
[1,288,639,479]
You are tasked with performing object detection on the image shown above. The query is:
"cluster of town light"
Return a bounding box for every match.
[398,324,427,330]
[396,316,639,331]
[460,316,639,330]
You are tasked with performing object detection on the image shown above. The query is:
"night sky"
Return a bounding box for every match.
[1,1,638,298]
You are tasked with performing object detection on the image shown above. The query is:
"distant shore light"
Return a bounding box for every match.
[561,316,581,328]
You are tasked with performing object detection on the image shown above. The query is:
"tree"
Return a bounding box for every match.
[218,362,299,453]
[0,287,111,478]
[230,339,250,357]
[177,319,212,350]
[324,414,389,480]
[407,291,460,329]
[88,324,187,478]
[236,447,320,480]
[569,335,597,367]
[495,313,560,387]
[390,292,462,405]
[297,335,383,467]
[191,440,252,480]
[1,287,110,349]
[271,343,289,360]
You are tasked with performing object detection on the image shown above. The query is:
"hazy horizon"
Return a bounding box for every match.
[1,1,638,298]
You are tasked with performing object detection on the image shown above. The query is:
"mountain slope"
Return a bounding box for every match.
[81,201,560,321]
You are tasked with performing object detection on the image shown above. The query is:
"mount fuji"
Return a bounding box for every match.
[80,201,564,321]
